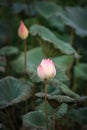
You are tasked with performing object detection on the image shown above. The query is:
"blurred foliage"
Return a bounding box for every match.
[0,0,87,130]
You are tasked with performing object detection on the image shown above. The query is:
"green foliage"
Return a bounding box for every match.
[30,24,79,57]
[36,102,53,116]
[55,103,68,119]
[0,46,19,58]
[35,2,87,37]
[0,0,87,130]
[59,83,80,99]
[0,76,33,108]
[74,63,87,80]
[53,55,74,70]
[68,108,87,125]
[23,111,52,129]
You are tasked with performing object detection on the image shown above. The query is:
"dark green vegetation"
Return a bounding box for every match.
[0,0,87,130]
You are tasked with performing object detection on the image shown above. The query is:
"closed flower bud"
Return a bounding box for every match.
[18,21,29,40]
[37,59,56,80]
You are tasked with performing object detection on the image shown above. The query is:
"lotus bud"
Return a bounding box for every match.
[37,59,56,80]
[18,21,29,40]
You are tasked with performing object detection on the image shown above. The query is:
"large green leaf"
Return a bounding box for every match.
[68,108,87,125]
[48,15,65,32]
[12,2,36,17]
[59,83,80,100]
[74,63,87,80]
[35,1,59,18]
[52,55,74,70]
[0,76,33,108]
[23,111,52,129]
[36,102,53,116]
[45,85,62,95]
[0,46,19,58]
[35,2,87,37]
[11,47,68,82]
[55,66,68,82]
[48,95,75,103]
[35,2,64,31]
[57,7,87,37]
[30,24,78,57]
[11,47,43,74]
[55,103,68,119]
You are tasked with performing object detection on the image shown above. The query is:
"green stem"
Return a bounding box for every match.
[23,39,28,113]
[44,79,49,130]
[67,27,74,87]
[23,39,27,80]
[73,48,80,91]
[70,27,74,46]
[52,109,55,130]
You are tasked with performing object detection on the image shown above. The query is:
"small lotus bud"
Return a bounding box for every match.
[37,59,56,80]
[18,21,29,40]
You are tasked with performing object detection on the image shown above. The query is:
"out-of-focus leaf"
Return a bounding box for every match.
[59,83,80,99]
[12,3,25,14]
[55,103,68,119]
[23,111,52,129]
[36,2,87,37]
[12,3,36,17]
[0,56,6,73]
[48,95,75,103]
[11,47,43,74]
[55,66,68,82]
[0,0,8,6]
[35,2,64,31]
[10,48,42,82]
[57,34,70,43]
[35,1,59,18]
[74,63,87,80]
[48,15,65,31]
[30,24,79,58]
[0,46,19,57]
[68,108,87,125]
[0,76,33,109]
[36,102,53,116]
[57,7,87,37]
[35,92,50,99]
[52,55,74,70]
[45,85,62,95]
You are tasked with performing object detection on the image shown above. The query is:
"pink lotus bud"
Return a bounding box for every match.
[18,21,29,40]
[37,59,56,80]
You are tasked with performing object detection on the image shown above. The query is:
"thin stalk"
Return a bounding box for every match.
[44,79,49,130]
[52,109,55,130]
[70,27,74,46]
[67,27,74,87]
[23,39,27,80]
[23,39,28,113]
[73,48,80,91]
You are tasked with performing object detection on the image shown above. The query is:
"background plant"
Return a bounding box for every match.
[0,0,87,130]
